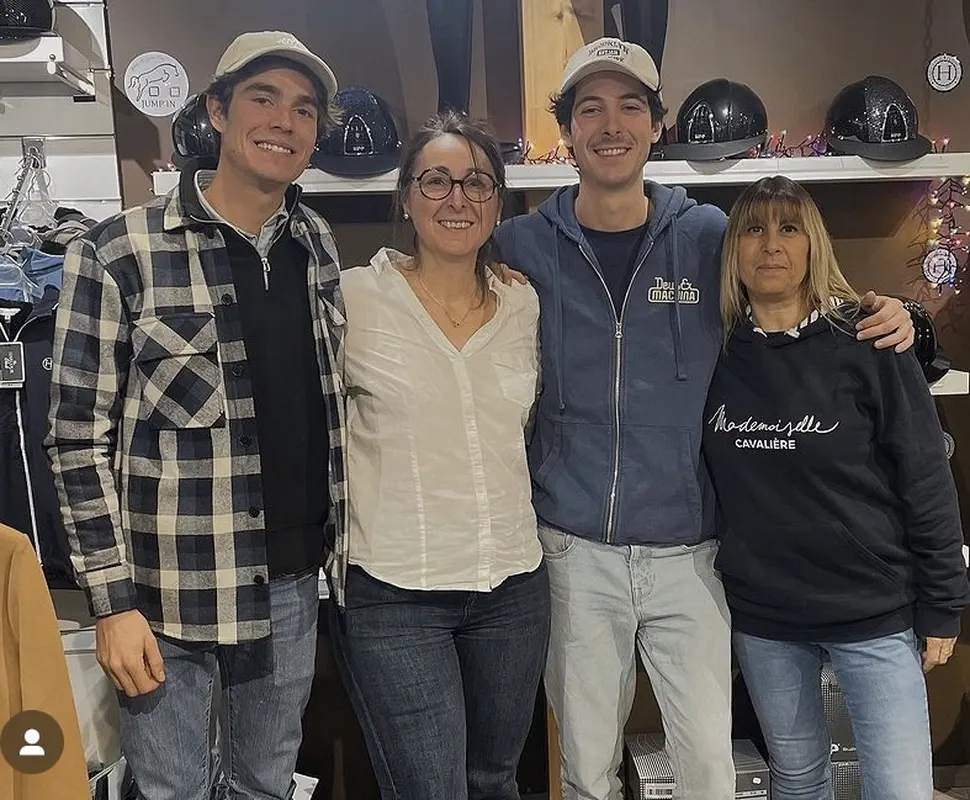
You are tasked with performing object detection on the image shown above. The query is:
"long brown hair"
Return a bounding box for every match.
[393,111,507,296]
[720,176,860,343]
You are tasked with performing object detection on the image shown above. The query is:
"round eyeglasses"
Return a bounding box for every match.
[413,168,498,203]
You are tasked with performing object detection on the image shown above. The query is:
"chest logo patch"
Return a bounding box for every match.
[647,277,700,304]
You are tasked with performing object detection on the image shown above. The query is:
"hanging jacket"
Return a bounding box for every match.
[0,285,75,587]
[492,182,726,546]
[0,523,90,800]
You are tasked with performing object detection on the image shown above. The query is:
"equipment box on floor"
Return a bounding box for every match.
[625,734,769,799]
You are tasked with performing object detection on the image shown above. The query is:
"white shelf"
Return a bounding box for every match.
[0,34,96,95]
[152,153,970,196]
[930,370,970,397]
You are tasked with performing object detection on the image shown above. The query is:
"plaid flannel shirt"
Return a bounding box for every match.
[45,169,349,643]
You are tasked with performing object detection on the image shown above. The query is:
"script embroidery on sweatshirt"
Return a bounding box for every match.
[707,404,840,451]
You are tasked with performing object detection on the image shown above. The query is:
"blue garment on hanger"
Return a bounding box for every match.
[23,248,64,291]
[0,248,64,300]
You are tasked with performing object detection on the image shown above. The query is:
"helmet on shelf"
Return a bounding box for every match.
[824,76,930,161]
[0,0,54,40]
[171,93,220,169]
[312,87,401,177]
[901,298,951,383]
[661,78,768,161]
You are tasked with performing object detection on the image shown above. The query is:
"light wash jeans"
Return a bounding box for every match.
[540,526,734,800]
[117,571,319,800]
[733,629,934,800]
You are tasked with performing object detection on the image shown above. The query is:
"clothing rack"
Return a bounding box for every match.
[0,147,45,241]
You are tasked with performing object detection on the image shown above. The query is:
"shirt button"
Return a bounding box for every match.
[249,506,261,518]
[239,435,253,448]
[221,293,234,305]
[231,363,245,377]
[253,574,266,586]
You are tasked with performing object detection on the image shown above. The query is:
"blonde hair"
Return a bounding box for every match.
[720,176,860,344]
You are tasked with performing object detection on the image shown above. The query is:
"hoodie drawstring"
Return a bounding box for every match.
[553,233,566,414]
[668,217,688,381]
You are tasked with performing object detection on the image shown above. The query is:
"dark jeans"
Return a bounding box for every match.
[330,563,551,800]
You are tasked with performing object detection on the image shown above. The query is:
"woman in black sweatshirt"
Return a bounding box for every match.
[703,176,969,800]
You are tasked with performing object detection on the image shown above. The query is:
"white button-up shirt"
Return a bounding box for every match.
[342,247,542,591]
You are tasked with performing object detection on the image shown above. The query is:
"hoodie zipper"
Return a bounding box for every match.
[0,307,55,560]
[189,212,287,291]
[578,238,654,543]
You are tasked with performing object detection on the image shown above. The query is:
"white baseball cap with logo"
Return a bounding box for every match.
[560,37,661,97]
[215,31,338,100]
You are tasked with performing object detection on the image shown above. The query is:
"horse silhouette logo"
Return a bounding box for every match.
[128,62,181,102]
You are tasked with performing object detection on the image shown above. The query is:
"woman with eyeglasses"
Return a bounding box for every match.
[329,111,549,800]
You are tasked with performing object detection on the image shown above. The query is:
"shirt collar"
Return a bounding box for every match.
[193,170,289,241]
[746,298,839,339]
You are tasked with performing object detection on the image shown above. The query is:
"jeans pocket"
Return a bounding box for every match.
[538,526,574,560]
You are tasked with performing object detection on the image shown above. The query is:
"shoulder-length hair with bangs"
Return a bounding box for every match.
[719,175,860,344]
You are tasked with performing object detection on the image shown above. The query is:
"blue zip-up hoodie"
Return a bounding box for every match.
[493,181,727,546]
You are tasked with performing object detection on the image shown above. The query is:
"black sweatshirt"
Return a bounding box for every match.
[703,307,969,642]
[183,176,330,579]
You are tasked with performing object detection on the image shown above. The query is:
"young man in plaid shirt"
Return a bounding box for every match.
[46,31,347,800]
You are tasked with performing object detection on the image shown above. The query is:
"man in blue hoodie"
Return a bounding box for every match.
[492,38,915,800]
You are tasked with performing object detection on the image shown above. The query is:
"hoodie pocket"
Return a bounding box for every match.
[715,521,902,626]
[614,425,701,536]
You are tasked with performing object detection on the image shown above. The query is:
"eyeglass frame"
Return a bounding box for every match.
[411,168,500,203]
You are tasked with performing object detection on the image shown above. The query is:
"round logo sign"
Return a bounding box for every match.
[922,247,959,285]
[124,52,190,117]
[927,54,963,93]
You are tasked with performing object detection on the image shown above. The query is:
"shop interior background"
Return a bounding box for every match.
[104,0,970,768]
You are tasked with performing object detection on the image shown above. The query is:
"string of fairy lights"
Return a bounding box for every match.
[522,133,969,302]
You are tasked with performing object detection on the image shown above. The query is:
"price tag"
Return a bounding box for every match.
[0,342,26,389]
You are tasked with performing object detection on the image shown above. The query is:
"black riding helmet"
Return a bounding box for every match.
[661,78,768,161]
[171,93,220,169]
[0,0,53,39]
[901,298,951,383]
[824,76,930,161]
[312,87,401,177]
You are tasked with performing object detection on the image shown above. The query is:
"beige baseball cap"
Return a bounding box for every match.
[560,37,661,96]
[215,31,338,100]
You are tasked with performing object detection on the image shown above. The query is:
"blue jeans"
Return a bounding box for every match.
[117,571,319,800]
[540,529,734,800]
[733,629,933,800]
[330,563,551,800]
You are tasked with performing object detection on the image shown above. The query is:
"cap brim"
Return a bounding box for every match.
[219,47,338,101]
[560,61,660,96]
[660,134,766,162]
[825,133,931,162]
[312,151,400,177]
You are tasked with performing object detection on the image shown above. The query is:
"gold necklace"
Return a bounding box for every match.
[415,273,480,328]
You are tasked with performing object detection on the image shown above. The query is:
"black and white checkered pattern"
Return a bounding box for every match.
[45,181,348,643]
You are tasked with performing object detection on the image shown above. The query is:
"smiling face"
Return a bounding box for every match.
[737,207,811,304]
[403,133,501,263]
[563,71,663,191]
[207,66,320,190]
